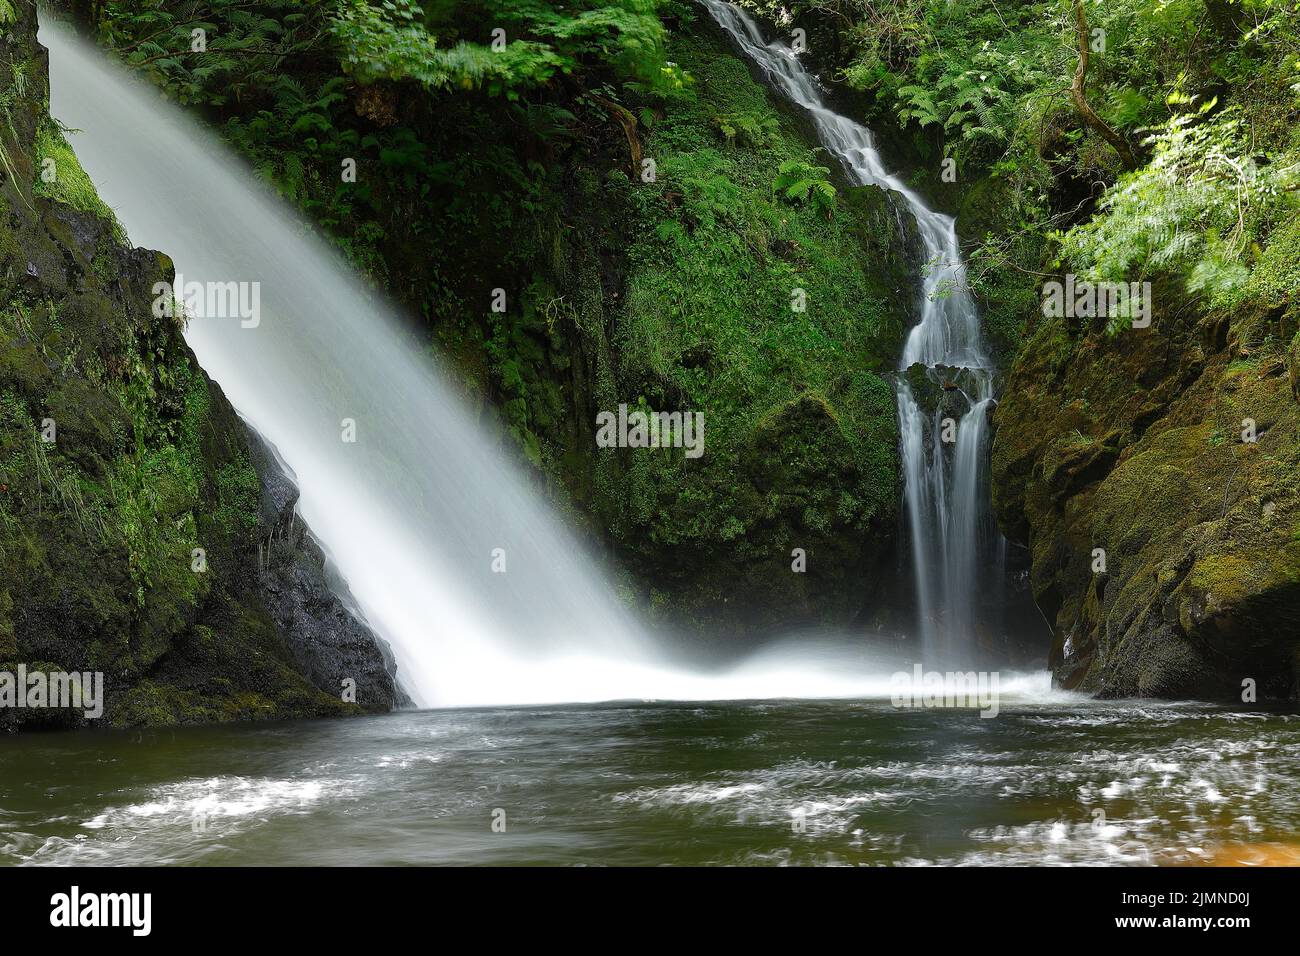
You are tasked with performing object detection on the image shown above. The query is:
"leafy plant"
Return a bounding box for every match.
[1057,101,1299,320]
[773,159,836,219]
[895,84,940,128]
[711,110,778,148]
[330,0,671,97]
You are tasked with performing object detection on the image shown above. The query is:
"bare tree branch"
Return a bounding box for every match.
[1070,0,1136,169]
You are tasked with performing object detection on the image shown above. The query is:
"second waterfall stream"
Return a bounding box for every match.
[703,0,1004,664]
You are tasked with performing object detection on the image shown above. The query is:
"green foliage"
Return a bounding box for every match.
[894,84,939,128]
[773,159,837,219]
[331,0,563,95]
[1057,102,1299,321]
[32,119,126,242]
[330,0,673,97]
[738,0,1300,353]
[90,0,681,287]
[711,109,778,148]
[96,0,318,107]
[94,2,385,263]
[819,0,1065,169]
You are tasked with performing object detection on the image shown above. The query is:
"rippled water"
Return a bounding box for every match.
[3,697,1298,866]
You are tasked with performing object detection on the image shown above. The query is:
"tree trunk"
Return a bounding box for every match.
[1071,0,1137,170]
[588,92,642,175]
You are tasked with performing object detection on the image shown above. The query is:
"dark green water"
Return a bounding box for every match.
[2,698,1297,866]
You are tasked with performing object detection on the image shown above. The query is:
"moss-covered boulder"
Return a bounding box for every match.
[991,276,1300,699]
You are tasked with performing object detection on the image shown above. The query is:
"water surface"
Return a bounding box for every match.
[3,698,1296,866]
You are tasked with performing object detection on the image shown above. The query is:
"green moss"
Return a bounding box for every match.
[577,28,915,625]
[1186,553,1254,607]
[112,677,343,726]
[212,458,261,536]
[1246,215,1300,306]
[32,118,126,243]
[621,32,906,447]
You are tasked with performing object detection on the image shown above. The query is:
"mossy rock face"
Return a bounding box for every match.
[1288,329,1300,402]
[573,28,917,636]
[0,4,387,728]
[992,274,1300,700]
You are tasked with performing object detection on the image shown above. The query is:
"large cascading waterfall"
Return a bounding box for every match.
[703,1,1002,664]
[40,21,652,707]
[40,17,951,707]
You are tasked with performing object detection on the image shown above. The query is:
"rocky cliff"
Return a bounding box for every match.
[992,282,1300,699]
[0,0,399,727]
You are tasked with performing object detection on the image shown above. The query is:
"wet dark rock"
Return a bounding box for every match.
[244,428,407,712]
[901,363,986,421]
[901,363,942,413]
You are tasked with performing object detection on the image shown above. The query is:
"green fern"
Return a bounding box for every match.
[711,110,779,148]
[1058,103,1299,323]
[896,84,940,128]
[773,160,837,220]
[330,0,670,98]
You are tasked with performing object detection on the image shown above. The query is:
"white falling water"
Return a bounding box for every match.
[39,21,651,707]
[703,1,1000,664]
[40,16,965,707]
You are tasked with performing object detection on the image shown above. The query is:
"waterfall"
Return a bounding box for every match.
[40,16,933,707]
[39,20,664,707]
[702,0,1002,664]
